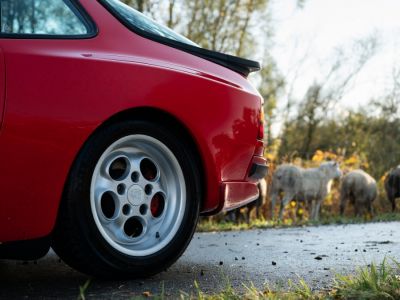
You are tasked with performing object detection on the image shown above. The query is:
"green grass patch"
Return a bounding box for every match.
[76,260,400,299]
[333,258,400,300]
[197,213,400,232]
[178,259,400,299]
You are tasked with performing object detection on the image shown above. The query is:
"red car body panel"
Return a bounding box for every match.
[0,0,265,242]
[0,47,5,129]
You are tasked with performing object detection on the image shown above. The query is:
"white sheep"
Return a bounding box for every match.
[340,169,377,216]
[270,162,342,220]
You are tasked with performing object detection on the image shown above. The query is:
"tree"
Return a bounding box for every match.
[279,35,378,158]
[121,0,150,13]
[258,53,285,145]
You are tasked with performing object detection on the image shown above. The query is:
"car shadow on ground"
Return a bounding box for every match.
[0,250,238,299]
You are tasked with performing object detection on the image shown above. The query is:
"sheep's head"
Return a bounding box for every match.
[319,161,342,179]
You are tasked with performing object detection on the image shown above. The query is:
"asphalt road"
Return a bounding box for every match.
[1,221,399,299]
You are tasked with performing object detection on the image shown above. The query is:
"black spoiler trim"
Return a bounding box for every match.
[98,0,261,77]
[173,43,261,77]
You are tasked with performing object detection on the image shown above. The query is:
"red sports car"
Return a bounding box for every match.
[0,0,267,277]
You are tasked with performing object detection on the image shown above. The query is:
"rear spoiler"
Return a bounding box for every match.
[176,44,261,77]
[99,0,260,77]
[130,26,261,76]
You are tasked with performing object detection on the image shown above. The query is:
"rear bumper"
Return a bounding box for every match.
[221,155,268,211]
[220,182,259,211]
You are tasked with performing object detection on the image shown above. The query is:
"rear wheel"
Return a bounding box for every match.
[52,120,201,278]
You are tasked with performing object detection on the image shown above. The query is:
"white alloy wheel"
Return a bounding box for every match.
[90,135,186,256]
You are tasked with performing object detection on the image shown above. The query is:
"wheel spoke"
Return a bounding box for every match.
[95,175,116,193]
[104,215,127,241]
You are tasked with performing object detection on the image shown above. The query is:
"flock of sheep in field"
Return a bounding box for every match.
[228,162,400,223]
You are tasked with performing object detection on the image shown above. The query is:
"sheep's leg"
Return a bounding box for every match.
[236,209,243,223]
[309,199,315,220]
[339,193,347,216]
[359,204,365,218]
[313,199,322,221]
[255,205,260,219]
[270,192,279,220]
[279,193,294,220]
[367,201,374,217]
[304,200,312,219]
[226,211,236,223]
[388,193,396,212]
[246,208,251,224]
[227,209,240,224]
[354,202,360,217]
[309,198,321,221]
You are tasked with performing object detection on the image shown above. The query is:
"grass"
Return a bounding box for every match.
[178,259,400,299]
[197,212,400,232]
[77,279,91,300]
[75,260,400,299]
[333,258,400,300]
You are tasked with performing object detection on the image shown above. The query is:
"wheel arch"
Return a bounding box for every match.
[70,106,206,211]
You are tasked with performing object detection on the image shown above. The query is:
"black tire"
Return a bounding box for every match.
[52,120,201,278]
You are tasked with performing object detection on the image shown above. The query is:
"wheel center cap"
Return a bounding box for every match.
[127,185,144,205]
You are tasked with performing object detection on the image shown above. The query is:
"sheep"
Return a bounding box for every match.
[384,166,400,212]
[340,169,377,217]
[270,161,342,220]
[226,178,267,223]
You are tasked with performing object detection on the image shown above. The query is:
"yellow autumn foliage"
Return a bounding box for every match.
[344,155,359,166]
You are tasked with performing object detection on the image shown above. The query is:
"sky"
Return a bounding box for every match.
[269,0,400,118]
